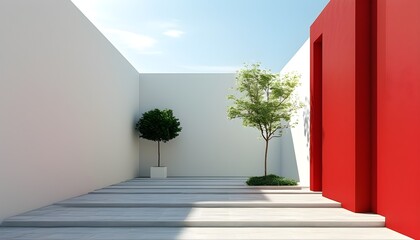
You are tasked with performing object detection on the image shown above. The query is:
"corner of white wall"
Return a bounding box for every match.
[278,39,310,186]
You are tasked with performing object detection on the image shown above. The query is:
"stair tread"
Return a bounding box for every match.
[3,206,384,227]
[57,193,338,207]
[94,188,318,194]
[0,227,411,240]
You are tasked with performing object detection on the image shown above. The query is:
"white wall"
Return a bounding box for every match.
[279,39,310,186]
[138,40,310,183]
[138,73,297,178]
[0,0,140,221]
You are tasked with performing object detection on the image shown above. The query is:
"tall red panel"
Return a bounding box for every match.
[310,0,371,212]
[376,0,420,238]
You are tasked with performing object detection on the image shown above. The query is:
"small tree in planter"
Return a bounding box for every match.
[227,63,303,180]
[135,108,182,178]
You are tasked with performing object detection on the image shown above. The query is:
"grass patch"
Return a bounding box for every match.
[246,174,298,186]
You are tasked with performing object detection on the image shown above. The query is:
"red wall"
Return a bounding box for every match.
[376,0,420,238]
[310,0,371,212]
[311,0,420,239]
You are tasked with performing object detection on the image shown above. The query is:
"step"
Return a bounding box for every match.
[94,188,318,194]
[55,202,337,207]
[114,181,247,186]
[55,193,340,208]
[2,206,385,227]
[0,227,412,240]
[131,178,249,182]
[134,177,250,180]
[107,185,305,189]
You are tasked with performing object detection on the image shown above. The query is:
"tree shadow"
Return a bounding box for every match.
[271,128,300,182]
[303,96,310,148]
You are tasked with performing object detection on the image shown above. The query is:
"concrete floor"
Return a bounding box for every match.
[0,178,412,239]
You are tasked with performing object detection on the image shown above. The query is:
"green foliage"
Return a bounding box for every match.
[246,174,298,186]
[228,63,303,140]
[135,109,182,167]
[227,63,304,176]
[135,108,182,142]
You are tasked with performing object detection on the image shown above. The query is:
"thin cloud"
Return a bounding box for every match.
[137,51,164,55]
[163,30,185,38]
[182,65,240,73]
[149,20,185,38]
[103,28,160,54]
[151,19,181,29]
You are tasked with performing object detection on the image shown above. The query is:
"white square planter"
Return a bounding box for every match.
[150,166,167,178]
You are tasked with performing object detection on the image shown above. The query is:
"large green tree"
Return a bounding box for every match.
[228,63,303,176]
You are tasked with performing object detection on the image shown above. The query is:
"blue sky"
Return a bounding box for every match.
[71,0,328,73]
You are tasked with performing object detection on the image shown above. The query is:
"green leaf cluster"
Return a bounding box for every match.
[135,109,182,142]
[227,63,303,141]
[246,174,298,186]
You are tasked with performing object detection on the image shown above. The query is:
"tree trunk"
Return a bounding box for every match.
[157,141,161,167]
[264,139,269,176]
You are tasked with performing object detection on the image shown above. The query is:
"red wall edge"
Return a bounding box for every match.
[310,35,323,192]
[354,0,372,213]
[369,0,378,214]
